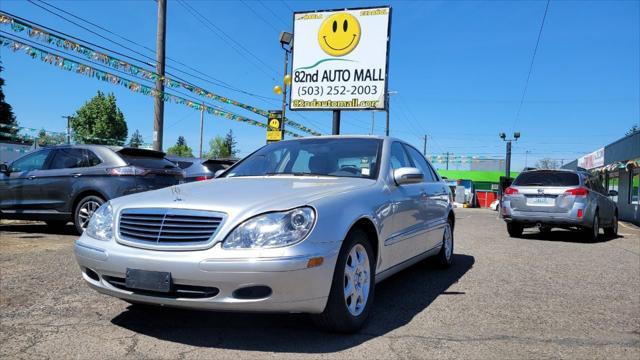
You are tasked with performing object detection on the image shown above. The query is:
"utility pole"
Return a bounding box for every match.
[370,112,375,135]
[385,91,397,136]
[445,152,450,170]
[62,115,72,144]
[199,104,204,158]
[152,0,167,152]
[423,135,427,156]
[500,132,520,179]
[332,110,341,135]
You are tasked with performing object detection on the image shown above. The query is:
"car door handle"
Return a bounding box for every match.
[71,173,83,178]
[27,175,36,180]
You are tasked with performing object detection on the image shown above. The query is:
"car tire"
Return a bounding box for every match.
[583,214,599,242]
[507,222,524,237]
[435,220,454,268]
[604,213,618,238]
[74,195,105,234]
[312,228,375,333]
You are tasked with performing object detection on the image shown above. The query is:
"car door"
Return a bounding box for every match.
[591,177,614,224]
[386,142,430,266]
[0,149,53,212]
[40,148,92,214]
[403,144,448,252]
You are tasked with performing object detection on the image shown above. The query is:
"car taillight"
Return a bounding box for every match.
[108,166,148,176]
[577,209,584,218]
[504,187,518,195]
[564,187,589,197]
[195,175,213,181]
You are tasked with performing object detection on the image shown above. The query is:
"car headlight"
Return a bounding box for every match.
[85,202,113,241]
[223,207,315,249]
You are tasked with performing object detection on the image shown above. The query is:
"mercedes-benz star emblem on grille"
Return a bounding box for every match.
[171,186,183,202]
[538,189,544,195]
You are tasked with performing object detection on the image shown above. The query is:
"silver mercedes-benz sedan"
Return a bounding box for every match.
[74,136,455,332]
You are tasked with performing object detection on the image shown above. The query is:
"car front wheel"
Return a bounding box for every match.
[312,228,375,333]
[74,195,105,234]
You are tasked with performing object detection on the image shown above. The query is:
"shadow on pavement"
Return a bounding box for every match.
[111,253,475,353]
[0,222,77,236]
[517,229,621,243]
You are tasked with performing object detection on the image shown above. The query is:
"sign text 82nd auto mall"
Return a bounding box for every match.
[291,7,391,111]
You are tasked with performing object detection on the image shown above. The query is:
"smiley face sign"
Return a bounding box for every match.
[291,7,391,111]
[317,13,361,57]
[268,118,280,130]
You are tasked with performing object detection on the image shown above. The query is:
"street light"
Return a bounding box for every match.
[499,132,521,179]
[273,31,293,139]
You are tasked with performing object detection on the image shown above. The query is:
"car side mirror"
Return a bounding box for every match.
[0,163,10,175]
[393,167,423,185]
[214,169,225,178]
[608,189,618,197]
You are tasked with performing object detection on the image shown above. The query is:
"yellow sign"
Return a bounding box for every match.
[318,12,361,57]
[269,118,280,130]
[267,131,283,141]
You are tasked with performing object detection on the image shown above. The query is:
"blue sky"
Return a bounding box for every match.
[1,0,638,171]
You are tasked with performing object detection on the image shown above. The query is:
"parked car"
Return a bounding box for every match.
[74,136,455,333]
[0,145,183,234]
[490,199,500,211]
[501,169,618,241]
[167,156,236,182]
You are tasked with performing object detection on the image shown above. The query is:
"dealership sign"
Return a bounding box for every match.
[291,6,391,110]
[578,147,605,169]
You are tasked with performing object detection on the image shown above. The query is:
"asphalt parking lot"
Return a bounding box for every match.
[1,208,638,359]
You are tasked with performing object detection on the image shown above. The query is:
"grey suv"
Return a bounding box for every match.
[501,169,618,241]
[0,145,183,233]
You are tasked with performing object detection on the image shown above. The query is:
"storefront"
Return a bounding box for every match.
[562,131,640,225]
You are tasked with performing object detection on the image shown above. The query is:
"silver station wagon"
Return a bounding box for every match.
[74,136,455,332]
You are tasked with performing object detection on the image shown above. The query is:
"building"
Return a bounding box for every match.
[439,170,520,208]
[562,131,640,225]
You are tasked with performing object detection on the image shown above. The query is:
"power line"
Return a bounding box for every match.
[177,0,278,80]
[513,0,551,130]
[240,0,281,33]
[27,1,279,103]
[257,0,289,28]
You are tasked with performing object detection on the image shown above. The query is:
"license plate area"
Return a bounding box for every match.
[526,196,555,206]
[125,268,171,293]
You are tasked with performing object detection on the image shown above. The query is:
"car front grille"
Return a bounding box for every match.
[117,208,225,250]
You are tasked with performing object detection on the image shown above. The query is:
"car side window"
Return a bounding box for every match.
[49,148,88,169]
[10,150,52,172]
[403,144,435,182]
[390,142,411,170]
[86,150,102,166]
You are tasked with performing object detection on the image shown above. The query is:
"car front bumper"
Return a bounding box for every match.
[74,235,340,314]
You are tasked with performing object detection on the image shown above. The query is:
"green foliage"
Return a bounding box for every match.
[627,124,639,136]
[128,129,144,148]
[37,129,66,146]
[166,136,194,157]
[70,91,127,145]
[0,64,19,141]
[206,130,239,159]
[535,158,559,170]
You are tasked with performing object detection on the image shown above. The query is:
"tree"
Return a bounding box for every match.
[535,158,559,170]
[70,91,127,145]
[128,129,144,148]
[36,129,66,146]
[0,63,19,141]
[166,136,194,157]
[626,124,639,136]
[206,130,239,159]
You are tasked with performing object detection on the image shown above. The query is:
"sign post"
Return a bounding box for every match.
[291,6,391,133]
[267,110,284,143]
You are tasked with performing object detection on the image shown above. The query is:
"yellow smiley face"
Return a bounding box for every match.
[318,12,361,57]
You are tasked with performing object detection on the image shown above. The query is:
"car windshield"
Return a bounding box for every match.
[225,138,382,179]
[513,171,580,186]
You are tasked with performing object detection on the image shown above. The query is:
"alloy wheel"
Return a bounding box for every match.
[443,224,453,262]
[343,243,370,316]
[78,200,101,230]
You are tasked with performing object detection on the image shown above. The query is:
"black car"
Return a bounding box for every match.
[0,145,183,233]
[167,156,236,182]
